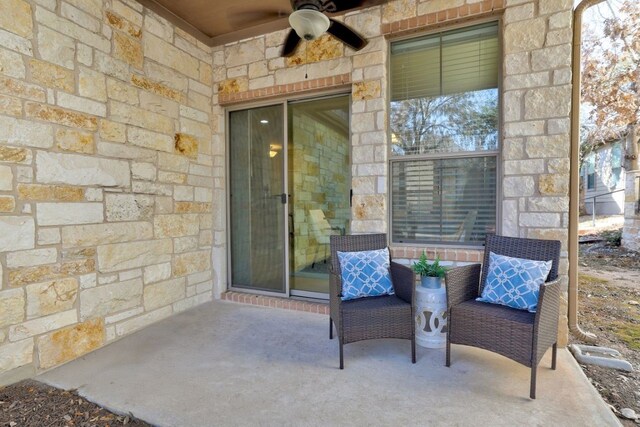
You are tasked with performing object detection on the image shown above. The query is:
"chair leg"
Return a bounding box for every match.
[551,343,557,370]
[445,331,451,367]
[339,339,344,370]
[530,365,537,399]
[329,318,333,340]
[411,337,416,364]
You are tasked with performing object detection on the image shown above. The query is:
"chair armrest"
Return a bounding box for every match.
[533,279,561,363]
[445,264,482,308]
[390,261,415,304]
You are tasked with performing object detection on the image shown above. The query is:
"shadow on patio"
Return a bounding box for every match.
[39,300,619,426]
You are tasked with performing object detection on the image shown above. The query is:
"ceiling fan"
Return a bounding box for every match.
[281,0,371,57]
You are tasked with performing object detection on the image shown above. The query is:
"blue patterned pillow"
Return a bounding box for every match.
[477,252,552,312]
[337,248,394,301]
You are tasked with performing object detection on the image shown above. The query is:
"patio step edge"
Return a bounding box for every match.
[221,291,329,315]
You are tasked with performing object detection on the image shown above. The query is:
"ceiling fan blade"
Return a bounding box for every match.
[281,29,302,57]
[327,19,367,51]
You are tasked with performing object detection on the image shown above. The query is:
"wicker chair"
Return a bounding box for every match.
[329,233,416,369]
[445,234,561,399]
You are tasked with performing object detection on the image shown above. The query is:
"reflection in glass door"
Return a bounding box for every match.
[229,105,286,293]
[288,95,351,298]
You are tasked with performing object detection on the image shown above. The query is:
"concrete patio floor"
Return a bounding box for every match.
[38,300,620,427]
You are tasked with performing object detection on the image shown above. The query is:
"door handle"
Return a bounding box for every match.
[280,193,287,204]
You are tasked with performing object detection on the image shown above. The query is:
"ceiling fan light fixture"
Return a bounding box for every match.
[289,9,330,41]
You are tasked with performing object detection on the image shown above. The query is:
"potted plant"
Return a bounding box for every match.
[412,251,447,289]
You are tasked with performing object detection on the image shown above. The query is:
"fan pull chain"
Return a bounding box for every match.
[304,43,308,79]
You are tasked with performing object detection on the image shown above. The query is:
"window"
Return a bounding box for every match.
[610,142,623,188]
[585,154,595,190]
[389,22,499,246]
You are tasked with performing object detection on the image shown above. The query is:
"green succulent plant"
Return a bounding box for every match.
[411,251,447,278]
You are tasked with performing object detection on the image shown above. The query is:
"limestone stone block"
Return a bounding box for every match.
[36,26,75,70]
[55,129,94,154]
[353,80,381,101]
[0,165,13,191]
[35,7,109,53]
[114,32,143,69]
[174,133,199,158]
[143,262,171,284]
[548,158,570,174]
[110,101,174,135]
[115,306,172,337]
[224,38,264,68]
[504,159,545,175]
[111,1,143,26]
[504,121,545,138]
[143,277,185,311]
[9,309,77,341]
[131,75,184,103]
[0,196,15,212]
[56,92,106,118]
[128,127,174,153]
[382,0,416,24]
[17,184,84,201]
[0,0,32,38]
[0,46,25,79]
[528,196,569,213]
[351,195,385,221]
[0,216,34,252]
[132,181,172,196]
[175,202,211,213]
[97,239,172,273]
[25,278,77,318]
[6,248,57,268]
[0,93,22,118]
[105,193,154,222]
[503,176,535,197]
[9,259,95,288]
[25,102,97,130]
[539,0,572,15]
[0,288,25,328]
[0,338,33,372]
[525,134,569,158]
[503,18,546,54]
[131,162,156,181]
[519,212,561,228]
[105,10,142,39]
[144,33,199,79]
[524,86,571,120]
[79,67,107,102]
[99,119,127,143]
[173,250,210,276]
[154,214,199,238]
[0,115,53,148]
[37,318,104,369]
[0,146,30,164]
[36,151,130,187]
[80,279,142,320]
[106,78,139,105]
[37,202,103,226]
[539,174,569,196]
[28,59,74,92]
[37,228,61,245]
[175,236,199,253]
[531,44,572,71]
[217,78,248,95]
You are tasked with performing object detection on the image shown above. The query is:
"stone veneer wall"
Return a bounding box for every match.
[622,169,640,251]
[213,0,574,343]
[0,0,216,383]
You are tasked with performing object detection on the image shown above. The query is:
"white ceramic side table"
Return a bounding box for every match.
[415,284,447,348]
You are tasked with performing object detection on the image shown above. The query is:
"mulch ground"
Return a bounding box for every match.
[0,380,151,427]
[575,233,640,426]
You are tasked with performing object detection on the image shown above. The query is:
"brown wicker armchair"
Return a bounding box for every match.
[329,233,416,369]
[445,234,561,399]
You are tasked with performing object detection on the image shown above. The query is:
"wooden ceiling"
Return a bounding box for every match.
[135,0,386,46]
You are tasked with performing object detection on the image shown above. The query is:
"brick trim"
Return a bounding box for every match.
[381,0,505,37]
[221,291,330,315]
[218,73,352,106]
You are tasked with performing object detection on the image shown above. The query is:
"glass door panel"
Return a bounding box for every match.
[288,95,351,297]
[229,105,286,293]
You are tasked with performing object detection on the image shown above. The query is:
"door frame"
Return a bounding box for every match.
[225,90,351,299]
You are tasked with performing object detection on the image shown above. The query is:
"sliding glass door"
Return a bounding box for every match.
[229,105,286,293]
[228,95,351,298]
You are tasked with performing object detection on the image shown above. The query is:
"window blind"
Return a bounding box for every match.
[391,22,499,102]
[391,157,497,245]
